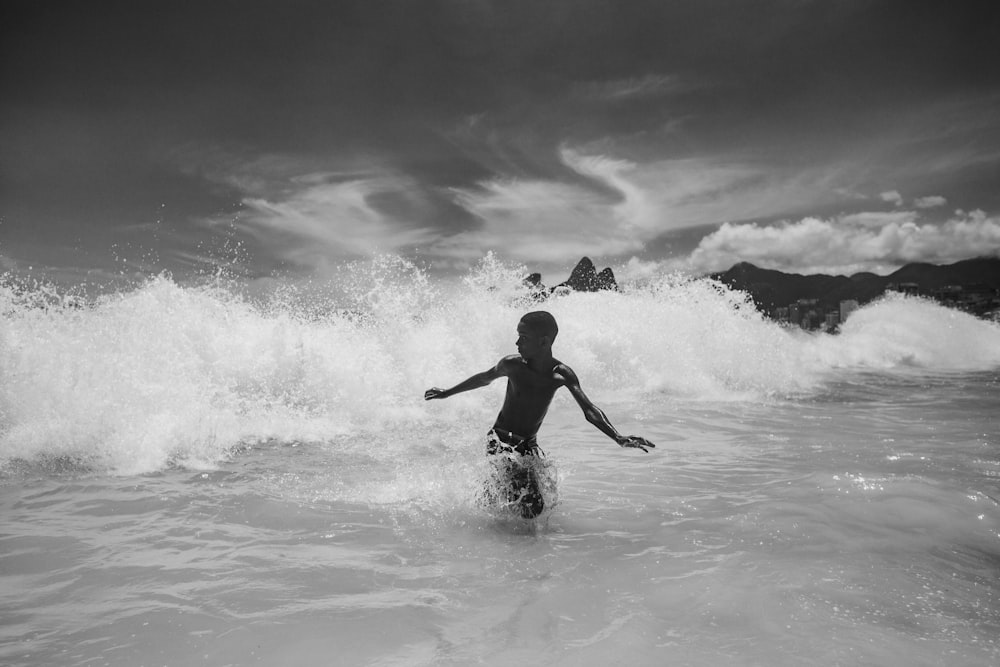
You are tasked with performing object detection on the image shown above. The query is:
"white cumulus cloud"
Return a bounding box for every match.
[681,209,1000,275]
[879,190,904,207]
[913,195,947,209]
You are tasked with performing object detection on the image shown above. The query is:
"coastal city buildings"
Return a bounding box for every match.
[770,285,1000,332]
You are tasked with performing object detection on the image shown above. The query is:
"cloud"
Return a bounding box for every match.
[879,190,904,207]
[438,146,860,267]
[234,175,439,271]
[575,74,690,101]
[618,256,670,283]
[177,141,690,271]
[836,210,917,228]
[174,146,444,272]
[913,195,947,209]
[437,148,757,264]
[681,209,1000,275]
[175,141,984,279]
[834,187,869,201]
[437,152,646,264]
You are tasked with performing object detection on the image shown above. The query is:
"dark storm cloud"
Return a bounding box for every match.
[2,0,999,279]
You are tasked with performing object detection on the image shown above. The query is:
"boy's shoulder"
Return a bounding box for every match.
[552,359,580,383]
[496,354,525,371]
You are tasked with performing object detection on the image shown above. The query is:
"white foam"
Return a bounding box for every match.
[3,257,998,474]
[807,293,1000,371]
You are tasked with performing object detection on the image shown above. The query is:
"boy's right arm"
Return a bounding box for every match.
[424,359,509,400]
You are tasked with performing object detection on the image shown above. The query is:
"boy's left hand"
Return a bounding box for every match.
[619,435,655,452]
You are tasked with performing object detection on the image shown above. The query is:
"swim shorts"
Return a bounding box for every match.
[486,429,545,518]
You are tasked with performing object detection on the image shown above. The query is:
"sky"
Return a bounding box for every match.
[2,0,1000,286]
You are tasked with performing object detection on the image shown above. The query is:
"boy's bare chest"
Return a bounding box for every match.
[509,368,561,396]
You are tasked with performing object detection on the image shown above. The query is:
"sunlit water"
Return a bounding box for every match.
[2,256,999,666]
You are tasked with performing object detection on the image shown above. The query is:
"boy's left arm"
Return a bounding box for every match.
[559,366,655,453]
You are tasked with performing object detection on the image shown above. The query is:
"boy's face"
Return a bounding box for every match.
[516,321,549,360]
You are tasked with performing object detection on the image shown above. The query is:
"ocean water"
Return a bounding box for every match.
[2,256,999,666]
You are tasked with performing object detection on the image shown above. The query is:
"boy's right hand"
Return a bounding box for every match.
[424,388,446,400]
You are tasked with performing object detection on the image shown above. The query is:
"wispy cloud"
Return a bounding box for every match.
[575,74,692,101]
[174,147,441,273]
[236,175,437,267]
[438,148,743,265]
[438,154,644,264]
[438,146,857,267]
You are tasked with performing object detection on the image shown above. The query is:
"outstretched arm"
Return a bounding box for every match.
[561,366,656,452]
[424,361,504,400]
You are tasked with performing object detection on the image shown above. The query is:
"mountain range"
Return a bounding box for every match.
[709,256,1000,311]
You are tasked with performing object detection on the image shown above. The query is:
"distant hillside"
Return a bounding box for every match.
[710,257,1000,311]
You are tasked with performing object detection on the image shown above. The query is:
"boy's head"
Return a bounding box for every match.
[519,311,558,342]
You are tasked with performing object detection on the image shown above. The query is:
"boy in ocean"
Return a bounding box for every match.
[424,311,655,518]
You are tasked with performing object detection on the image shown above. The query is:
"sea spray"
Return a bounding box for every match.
[3,257,1000,477]
[551,274,813,398]
[811,292,1000,370]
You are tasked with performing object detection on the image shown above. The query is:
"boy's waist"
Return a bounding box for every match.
[487,428,540,455]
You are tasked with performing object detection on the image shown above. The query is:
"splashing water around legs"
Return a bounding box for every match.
[479,431,558,520]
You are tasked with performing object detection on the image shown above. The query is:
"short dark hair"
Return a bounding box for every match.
[520,311,558,340]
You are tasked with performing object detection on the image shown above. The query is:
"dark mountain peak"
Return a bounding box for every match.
[596,267,618,291]
[730,261,758,273]
[567,257,596,282]
[554,257,618,292]
[887,256,1000,288]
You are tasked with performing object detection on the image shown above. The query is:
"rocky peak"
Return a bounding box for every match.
[556,257,618,292]
[522,257,619,297]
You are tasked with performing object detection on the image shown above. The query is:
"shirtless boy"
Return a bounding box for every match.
[424,311,655,517]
